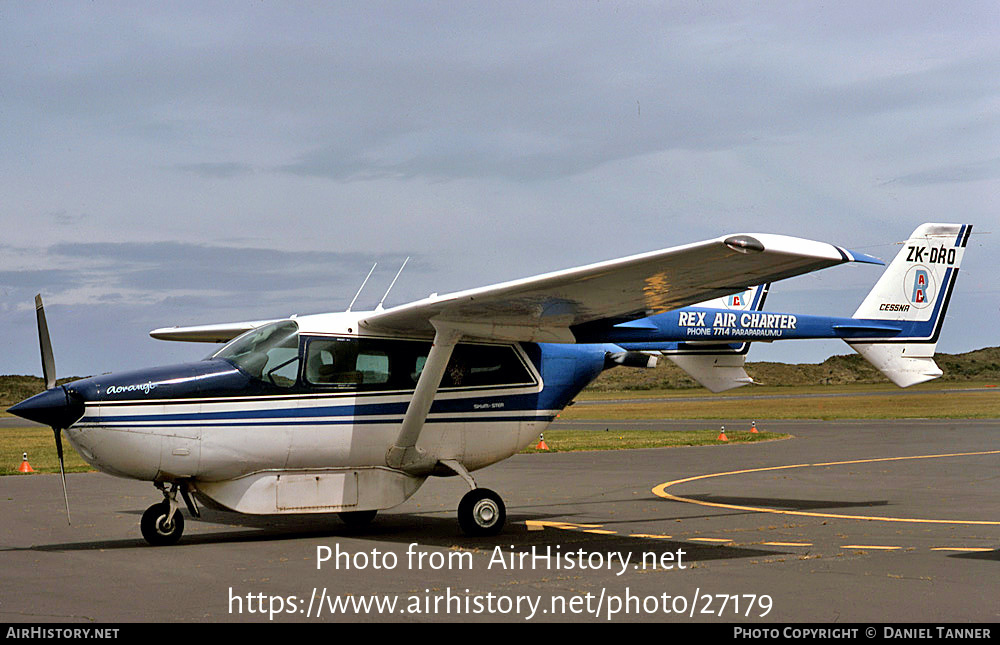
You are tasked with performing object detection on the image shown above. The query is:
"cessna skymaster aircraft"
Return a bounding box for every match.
[8,223,969,545]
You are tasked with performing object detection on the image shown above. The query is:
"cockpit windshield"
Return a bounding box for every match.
[211,320,300,387]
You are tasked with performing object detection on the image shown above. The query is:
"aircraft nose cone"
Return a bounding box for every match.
[7,386,85,429]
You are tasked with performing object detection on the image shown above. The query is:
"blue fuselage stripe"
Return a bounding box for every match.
[80,414,555,428]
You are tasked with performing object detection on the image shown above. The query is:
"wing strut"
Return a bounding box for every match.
[385,322,462,475]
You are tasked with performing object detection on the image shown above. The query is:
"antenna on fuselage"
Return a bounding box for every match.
[346,262,377,312]
[376,257,409,312]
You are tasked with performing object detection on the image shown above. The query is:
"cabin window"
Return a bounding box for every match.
[443,343,535,388]
[305,338,391,387]
[212,320,301,387]
[303,337,534,391]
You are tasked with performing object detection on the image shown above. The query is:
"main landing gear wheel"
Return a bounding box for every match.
[458,488,505,537]
[141,502,184,546]
[338,510,378,527]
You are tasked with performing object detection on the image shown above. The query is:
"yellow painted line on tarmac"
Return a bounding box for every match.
[524,522,993,554]
[930,547,996,552]
[652,450,1000,526]
[524,520,604,531]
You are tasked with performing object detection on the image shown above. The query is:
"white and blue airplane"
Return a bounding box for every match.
[8,223,969,545]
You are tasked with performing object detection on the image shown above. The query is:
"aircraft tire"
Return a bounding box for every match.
[141,502,184,546]
[458,488,505,537]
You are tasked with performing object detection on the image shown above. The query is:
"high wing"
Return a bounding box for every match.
[360,233,881,342]
[149,232,880,344]
[150,318,285,343]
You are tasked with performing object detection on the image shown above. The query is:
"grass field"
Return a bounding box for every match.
[519,429,784,453]
[564,382,1000,420]
[575,380,998,400]
[1,427,92,475]
[0,425,781,474]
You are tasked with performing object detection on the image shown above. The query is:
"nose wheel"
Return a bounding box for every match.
[141,482,194,546]
[141,501,184,546]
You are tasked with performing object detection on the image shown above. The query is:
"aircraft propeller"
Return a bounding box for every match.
[23,295,75,523]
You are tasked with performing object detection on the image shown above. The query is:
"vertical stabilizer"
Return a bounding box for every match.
[847,223,970,387]
[663,283,769,392]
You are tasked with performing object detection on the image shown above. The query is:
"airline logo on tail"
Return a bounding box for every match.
[717,284,768,311]
[725,289,752,309]
[905,266,934,308]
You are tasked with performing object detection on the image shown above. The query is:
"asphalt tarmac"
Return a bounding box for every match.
[1,419,997,623]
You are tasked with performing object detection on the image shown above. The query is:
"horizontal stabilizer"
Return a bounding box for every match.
[667,353,754,393]
[832,323,902,334]
[849,343,942,388]
[613,318,660,331]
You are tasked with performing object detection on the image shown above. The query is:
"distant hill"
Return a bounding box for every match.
[0,376,85,413]
[2,348,998,410]
[581,346,1000,392]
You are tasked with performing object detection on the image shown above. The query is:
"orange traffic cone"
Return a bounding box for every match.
[18,452,35,473]
[750,421,758,434]
[535,433,550,450]
[717,426,728,442]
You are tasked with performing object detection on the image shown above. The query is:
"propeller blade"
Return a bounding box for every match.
[35,294,57,391]
[34,294,71,523]
[54,428,72,525]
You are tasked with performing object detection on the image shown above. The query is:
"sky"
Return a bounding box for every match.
[1,2,997,378]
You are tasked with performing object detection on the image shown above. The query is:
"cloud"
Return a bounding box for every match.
[888,158,1000,186]
[47,241,395,295]
[175,162,256,178]
[1,3,996,375]
[0,269,77,291]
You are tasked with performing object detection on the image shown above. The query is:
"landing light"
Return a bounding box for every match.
[724,235,765,254]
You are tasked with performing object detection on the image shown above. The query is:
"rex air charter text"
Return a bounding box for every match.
[678,311,797,337]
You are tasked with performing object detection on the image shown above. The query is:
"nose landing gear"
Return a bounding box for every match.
[140,501,184,546]
[141,482,198,546]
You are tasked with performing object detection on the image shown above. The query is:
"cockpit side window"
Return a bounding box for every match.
[212,321,300,387]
